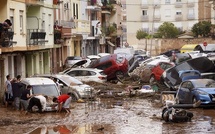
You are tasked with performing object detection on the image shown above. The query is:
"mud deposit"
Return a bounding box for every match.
[0,96,215,134]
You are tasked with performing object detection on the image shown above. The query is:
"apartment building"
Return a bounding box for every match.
[126,0,212,50]
[0,0,56,96]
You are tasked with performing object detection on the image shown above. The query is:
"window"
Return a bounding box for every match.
[188,8,194,15]
[48,14,51,33]
[176,0,181,2]
[10,9,14,31]
[42,13,46,30]
[165,9,171,17]
[165,0,170,4]
[142,10,147,15]
[19,10,24,33]
[142,0,147,4]
[176,11,182,15]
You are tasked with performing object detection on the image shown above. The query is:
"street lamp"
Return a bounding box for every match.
[150,4,156,56]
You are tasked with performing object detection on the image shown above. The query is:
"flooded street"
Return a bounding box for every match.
[1,96,215,134]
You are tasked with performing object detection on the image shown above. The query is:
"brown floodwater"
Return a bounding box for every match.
[0,97,215,134]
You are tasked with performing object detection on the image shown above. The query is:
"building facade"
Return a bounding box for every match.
[126,0,212,52]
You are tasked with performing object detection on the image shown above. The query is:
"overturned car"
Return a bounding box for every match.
[162,57,215,90]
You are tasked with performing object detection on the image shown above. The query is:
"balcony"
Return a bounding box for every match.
[86,0,102,11]
[141,15,149,21]
[72,20,90,35]
[0,31,16,47]
[141,4,149,9]
[187,14,195,20]
[27,29,48,45]
[154,15,161,21]
[175,14,183,21]
[60,20,75,29]
[25,0,44,6]
[187,3,194,7]
[175,2,182,8]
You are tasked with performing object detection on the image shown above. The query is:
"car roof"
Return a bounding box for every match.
[21,77,56,85]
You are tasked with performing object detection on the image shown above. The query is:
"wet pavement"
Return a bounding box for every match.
[0,96,215,134]
[0,80,213,134]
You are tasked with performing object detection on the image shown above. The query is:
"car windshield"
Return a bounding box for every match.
[57,75,83,86]
[32,85,59,96]
[193,79,215,88]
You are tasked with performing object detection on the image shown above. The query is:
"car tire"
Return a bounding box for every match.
[70,93,78,101]
[116,71,124,82]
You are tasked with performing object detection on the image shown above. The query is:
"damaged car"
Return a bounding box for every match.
[87,54,128,82]
[176,79,215,107]
[162,57,215,90]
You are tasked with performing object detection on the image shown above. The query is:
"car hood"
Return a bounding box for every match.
[197,88,215,94]
[162,57,215,88]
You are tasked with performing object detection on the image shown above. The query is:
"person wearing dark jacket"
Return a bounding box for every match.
[12,76,23,110]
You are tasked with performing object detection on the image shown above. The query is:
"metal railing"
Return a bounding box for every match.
[27,29,48,45]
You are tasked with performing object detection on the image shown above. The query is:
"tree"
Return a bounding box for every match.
[136,29,148,40]
[157,22,180,38]
[191,21,211,37]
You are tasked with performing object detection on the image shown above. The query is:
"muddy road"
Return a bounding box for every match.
[0,82,215,134]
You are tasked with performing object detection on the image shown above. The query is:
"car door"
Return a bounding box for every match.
[57,79,70,94]
[178,81,192,103]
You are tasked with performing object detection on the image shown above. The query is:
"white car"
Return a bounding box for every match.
[33,74,96,100]
[64,56,83,68]
[60,68,107,83]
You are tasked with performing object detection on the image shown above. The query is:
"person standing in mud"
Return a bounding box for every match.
[12,75,23,110]
[52,93,72,113]
[20,85,34,111]
[4,75,13,108]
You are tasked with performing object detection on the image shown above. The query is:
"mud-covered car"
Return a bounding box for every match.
[162,57,215,90]
[34,74,96,100]
[88,54,128,81]
[140,60,173,84]
[20,77,60,111]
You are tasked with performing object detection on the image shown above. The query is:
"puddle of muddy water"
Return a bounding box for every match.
[1,97,215,134]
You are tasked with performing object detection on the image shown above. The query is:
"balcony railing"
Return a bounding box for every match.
[72,20,90,34]
[141,15,149,21]
[27,29,48,45]
[187,3,194,7]
[175,2,182,8]
[60,20,75,29]
[25,0,44,5]
[187,14,195,20]
[141,4,149,9]
[154,15,161,21]
[175,14,183,21]
[0,30,16,47]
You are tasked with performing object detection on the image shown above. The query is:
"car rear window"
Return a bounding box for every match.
[32,85,59,96]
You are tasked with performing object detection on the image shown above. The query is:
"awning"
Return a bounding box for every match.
[107,41,115,47]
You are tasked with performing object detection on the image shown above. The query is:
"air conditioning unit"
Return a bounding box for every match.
[64,3,69,10]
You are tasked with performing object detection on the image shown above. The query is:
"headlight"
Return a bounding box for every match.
[197,90,208,95]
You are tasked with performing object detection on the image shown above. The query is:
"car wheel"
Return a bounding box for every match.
[116,71,124,82]
[70,93,78,101]
[149,75,156,85]
[192,97,197,104]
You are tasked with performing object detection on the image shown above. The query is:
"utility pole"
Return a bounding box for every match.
[150,4,156,56]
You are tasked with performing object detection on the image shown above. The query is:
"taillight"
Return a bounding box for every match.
[98,76,107,80]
